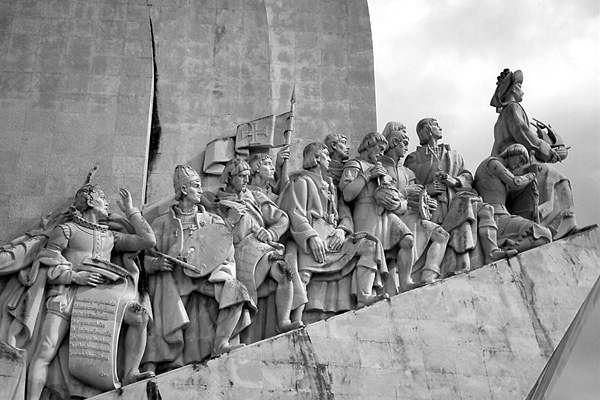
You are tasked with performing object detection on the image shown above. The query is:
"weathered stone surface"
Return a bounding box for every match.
[0,0,153,243]
[144,0,376,201]
[91,228,600,400]
[0,341,26,400]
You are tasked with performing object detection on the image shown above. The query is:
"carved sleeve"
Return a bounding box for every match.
[279,177,319,254]
[504,103,554,162]
[339,160,367,202]
[45,225,75,284]
[260,198,290,242]
[488,158,535,191]
[113,208,156,253]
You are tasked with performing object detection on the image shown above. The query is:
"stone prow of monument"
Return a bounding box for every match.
[85,227,600,400]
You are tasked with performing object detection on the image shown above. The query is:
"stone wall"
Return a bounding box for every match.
[0,0,377,242]
[145,0,376,201]
[91,228,600,400]
[0,0,153,243]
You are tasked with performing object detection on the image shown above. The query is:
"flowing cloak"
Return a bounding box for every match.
[339,158,412,252]
[492,103,577,239]
[474,157,552,245]
[215,188,303,343]
[277,170,387,316]
[142,205,256,369]
[379,155,446,273]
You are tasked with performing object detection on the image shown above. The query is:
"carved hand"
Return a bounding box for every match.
[380,195,401,211]
[117,187,133,213]
[145,256,174,274]
[73,271,105,287]
[441,174,459,187]
[276,145,290,168]
[327,228,345,251]
[428,182,446,196]
[308,236,327,263]
[367,165,387,180]
[226,203,247,224]
[255,227,273,243]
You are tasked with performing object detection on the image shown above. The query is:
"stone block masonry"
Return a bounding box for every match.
[0,0,153,243]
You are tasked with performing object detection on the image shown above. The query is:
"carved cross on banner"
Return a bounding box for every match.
[240,121,268,144]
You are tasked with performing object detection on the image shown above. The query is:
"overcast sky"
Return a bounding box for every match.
[368,0,599,226]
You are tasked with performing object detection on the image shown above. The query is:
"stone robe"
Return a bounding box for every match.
[142,205,255,370]
[278,170,387,319]
[215,188,303,342]
[379,155,448,278]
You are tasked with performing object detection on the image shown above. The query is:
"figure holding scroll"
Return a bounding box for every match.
[27,185,156,400]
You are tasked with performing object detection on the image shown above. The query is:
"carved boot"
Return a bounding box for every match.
[479,226,518,264]
[421,268,440,284]
[212,306,245,357]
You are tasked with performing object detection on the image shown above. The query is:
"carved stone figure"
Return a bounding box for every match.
[474,144,552,252]
[404,119,516,274]
[380,122,450,286]
[339,132,415,294]
[142,165,256,374]
[323,133,351,187]
[277,142,389,318]
[247,149,291,202]
[490,68,578,239]
[27,185,156,400]
[216,158,304,341]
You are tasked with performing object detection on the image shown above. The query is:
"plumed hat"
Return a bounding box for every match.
[173,164,200,192]
[490,68,523,112]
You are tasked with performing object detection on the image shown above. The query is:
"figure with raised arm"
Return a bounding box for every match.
[27,184,156,400]
[474,143,552,252]
[278,143,389,315]
[141,165,256,374]
[404,118,516,273]
[379,121,450,286]
[339,132,416,294]
[490,68,577,239]
[247,146,291,202]
[216,158,304,341]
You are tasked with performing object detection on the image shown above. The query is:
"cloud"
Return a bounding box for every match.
[369,0,599,225]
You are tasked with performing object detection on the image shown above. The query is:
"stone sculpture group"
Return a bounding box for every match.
[0,69,580,399]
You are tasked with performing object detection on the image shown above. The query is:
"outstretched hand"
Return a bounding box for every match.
[117,187,133,213]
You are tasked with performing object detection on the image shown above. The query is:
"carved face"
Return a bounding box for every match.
[430,120,443,141]
[183,179,203,204]
[318,148,331,172]
[366,141,387,163]
[332,137,350,161]
[512,82,524,102]
[90,190,109,218]
[395,135,409,158]
[230,170,250,194]
[257,157,275,180]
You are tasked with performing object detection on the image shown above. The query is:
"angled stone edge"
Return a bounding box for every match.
[91,227,600,400]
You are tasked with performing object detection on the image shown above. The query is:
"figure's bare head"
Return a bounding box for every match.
[324,133,350,162]
[221,158,251,194]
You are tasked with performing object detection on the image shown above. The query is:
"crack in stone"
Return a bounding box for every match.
[507,257,555,358]
[292,329,335,399]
